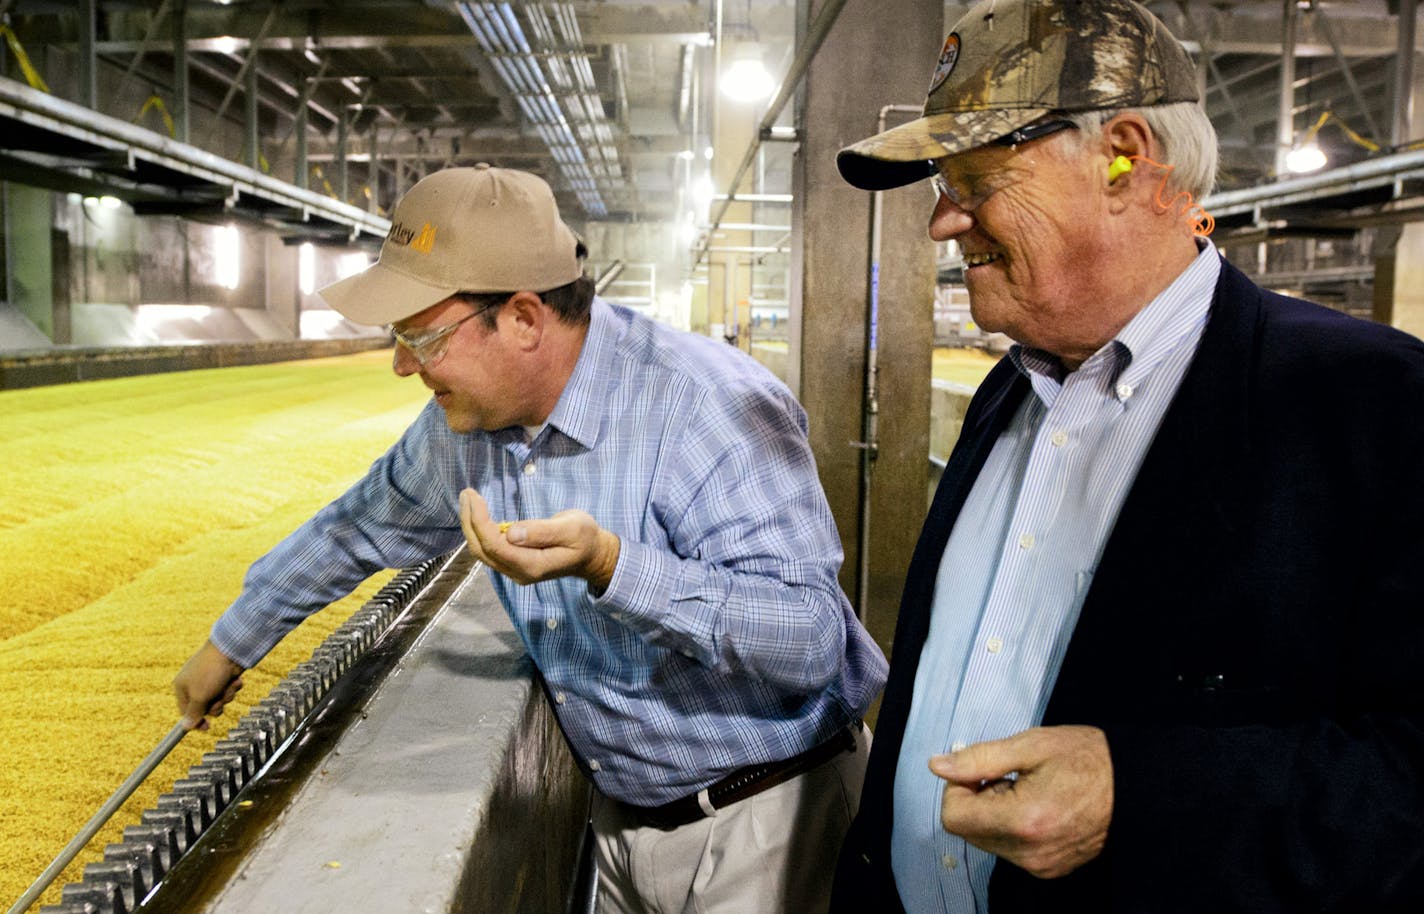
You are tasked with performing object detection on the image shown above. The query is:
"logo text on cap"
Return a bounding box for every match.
[388,221,437,254]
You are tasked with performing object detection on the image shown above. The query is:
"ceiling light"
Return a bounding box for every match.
[693,175,715,211]
[211,36,241,54]
[1285,142,1327,174]
[721,45,774,103]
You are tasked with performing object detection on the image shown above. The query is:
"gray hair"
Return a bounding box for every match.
[1064,101,1219,199]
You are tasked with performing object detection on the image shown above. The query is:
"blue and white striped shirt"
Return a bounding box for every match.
[892,244,1221,912]
[212,297,887,805]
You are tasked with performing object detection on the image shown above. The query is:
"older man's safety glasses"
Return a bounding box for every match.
[930,119,1077,211]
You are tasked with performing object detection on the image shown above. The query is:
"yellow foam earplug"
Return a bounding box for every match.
[498,521,513,534]
[1108,155,1134,183]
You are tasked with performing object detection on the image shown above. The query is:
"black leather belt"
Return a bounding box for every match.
[620,725,859,830]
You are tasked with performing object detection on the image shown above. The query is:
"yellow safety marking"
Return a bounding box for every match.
[1,25,51,94]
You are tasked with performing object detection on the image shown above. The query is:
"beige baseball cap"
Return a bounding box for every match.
[319,164,584,325]
[837,0,1200,191]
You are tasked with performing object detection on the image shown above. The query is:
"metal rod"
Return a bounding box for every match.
[7,722,188,914]
[694,0,851,267]
[1203,145,1424,215]
[855,102,922,620]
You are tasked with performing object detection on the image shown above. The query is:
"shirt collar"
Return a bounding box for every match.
[538,297,617,450]
[1010,240,1220,402]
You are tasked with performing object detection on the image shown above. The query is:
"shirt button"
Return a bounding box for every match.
[1116,382,1134,400]
[523,462,537,476]
[609,612,623,621]
[1050,429,1068,447]
[1018,532,1035,550]
[986,636,1004,654]
[941,854,958,870]
[554,692,566,704]
[951,741,966,752]
[546,617,559,630]
[589,760,601,772]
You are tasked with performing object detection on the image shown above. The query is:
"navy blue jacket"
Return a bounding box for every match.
[832,258,1424,913]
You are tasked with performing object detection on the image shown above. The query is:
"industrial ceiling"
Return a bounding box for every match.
[0,1,1420,264]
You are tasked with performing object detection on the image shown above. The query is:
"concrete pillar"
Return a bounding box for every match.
[6,184,56,340]
[1378,224,1424,340]
[1376,0,1424,336]
[793,0,941,653]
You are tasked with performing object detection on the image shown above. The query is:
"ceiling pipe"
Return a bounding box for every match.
[1204,145,1424,216]
[693,0,850,268]
[455,1,622,216]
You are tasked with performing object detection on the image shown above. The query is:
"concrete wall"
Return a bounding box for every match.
[0,192,376,354]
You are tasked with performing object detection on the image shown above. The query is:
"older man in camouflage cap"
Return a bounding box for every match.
[831,0,1424,911]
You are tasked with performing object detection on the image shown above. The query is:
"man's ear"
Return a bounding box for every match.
[1103,112,1154,166]
[502,290,547,350]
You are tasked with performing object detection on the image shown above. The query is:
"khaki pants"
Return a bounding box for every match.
[592,724,870,914]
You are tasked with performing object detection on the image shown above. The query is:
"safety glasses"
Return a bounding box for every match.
[930,119,1077,211]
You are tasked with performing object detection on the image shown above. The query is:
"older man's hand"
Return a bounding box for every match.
[930,725,1113,879]
[459,488,621,594]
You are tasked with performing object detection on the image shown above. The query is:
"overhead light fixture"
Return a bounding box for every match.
[303,47,322,65]
[692,175,715,211]
[299,243,316,296]
[1285,141,1327,174]
[721,45,774,103]
[217,225,241,290]
[211,35,241,54]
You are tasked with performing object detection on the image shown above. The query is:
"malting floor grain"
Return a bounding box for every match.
[0,351,431,908]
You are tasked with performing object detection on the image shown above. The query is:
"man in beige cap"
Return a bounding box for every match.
[831,1,1424,912]
[173,164,887,912]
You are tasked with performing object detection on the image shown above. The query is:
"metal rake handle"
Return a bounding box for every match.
[7,721,188,914]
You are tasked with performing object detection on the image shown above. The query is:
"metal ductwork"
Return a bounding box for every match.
[455,2,626,217]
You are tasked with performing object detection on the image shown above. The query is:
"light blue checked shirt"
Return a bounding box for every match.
[892,243,1221,912]
[212,297,887,805]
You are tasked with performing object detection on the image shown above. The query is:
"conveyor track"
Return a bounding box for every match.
[35,551,462,914]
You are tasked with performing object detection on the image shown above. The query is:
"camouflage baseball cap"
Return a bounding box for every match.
[837,0,1200,191]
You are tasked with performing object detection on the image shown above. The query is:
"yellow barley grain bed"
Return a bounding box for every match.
[0,350,430,909]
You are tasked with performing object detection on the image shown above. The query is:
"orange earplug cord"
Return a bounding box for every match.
[1121,154,1215,238]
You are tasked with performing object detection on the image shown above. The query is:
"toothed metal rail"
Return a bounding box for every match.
[34,552,456,914]
[23,548,590,914]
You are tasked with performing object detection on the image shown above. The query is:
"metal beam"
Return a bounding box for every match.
[1203,145,1424,216]
[0,77,388,241]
